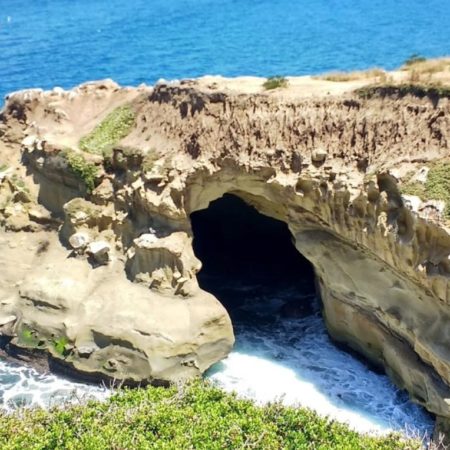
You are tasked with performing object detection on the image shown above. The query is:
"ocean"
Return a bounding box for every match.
[0,0,449,100]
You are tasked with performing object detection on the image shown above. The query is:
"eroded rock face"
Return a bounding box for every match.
[0,77,450,428]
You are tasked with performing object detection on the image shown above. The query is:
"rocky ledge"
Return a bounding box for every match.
[0,73,450,432]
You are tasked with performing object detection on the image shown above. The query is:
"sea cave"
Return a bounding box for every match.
[190,193,433,435]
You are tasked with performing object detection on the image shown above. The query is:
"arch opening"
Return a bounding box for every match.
[190,193,317,319]
[189,192,434,436]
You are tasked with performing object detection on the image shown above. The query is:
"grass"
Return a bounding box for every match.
[0,380,421,450]
[401,56,450,75]
[401,162,450,219]
[79,105,135,157]
[399,56,450,86]
[263,76,289,90]
[64,151,98,193]
[0,164,7,172]
[312,57,449,99]
[314,68,386,82]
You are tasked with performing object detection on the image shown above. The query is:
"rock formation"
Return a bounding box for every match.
[0,75,450,431]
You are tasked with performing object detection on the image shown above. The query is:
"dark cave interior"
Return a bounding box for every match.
[190,194,317,317]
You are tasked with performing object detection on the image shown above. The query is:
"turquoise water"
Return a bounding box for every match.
[0,0,450,100]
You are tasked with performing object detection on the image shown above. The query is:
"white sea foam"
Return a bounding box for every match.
[0,360,109,412]
[206,288,434,438]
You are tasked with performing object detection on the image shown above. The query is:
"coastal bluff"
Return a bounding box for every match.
[0,73,450,432]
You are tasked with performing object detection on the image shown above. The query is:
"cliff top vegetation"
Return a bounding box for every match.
[0,381,423,450]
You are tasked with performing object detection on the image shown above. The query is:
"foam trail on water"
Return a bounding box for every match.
[0,359,109,411]
[206,286,434,438]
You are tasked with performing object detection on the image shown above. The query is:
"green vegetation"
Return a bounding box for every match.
[18,328,40,347]
[263,76,289,90]
[52,336,69,356]
[401,162,450,219]
[355,83,450,100]
[0,381,420,449]
[79,105,135,156]
[64,151,98,193]
[0,164,7,172]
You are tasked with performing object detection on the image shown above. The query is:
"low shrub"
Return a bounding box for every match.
[64,151,98,193]
[79,105,135,157]
[263,76,289,90]
[401,162,450,219]
[404,54,427,67]
[355,83,450,100]
[0,380,421,449]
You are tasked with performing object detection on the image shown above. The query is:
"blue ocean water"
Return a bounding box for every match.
[0,0,450,100]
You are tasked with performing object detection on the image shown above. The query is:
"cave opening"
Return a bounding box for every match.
[190,193,317,320]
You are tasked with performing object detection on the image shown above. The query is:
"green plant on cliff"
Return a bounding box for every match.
[401,162,450,219]
[52,336,69,356]
[18,328,40,348]
[426,163,450,218]
[263,76,289,90]
[64,152,98,193]
[401,180,425,198]
[79,105,135,157]
[0,380,420,449]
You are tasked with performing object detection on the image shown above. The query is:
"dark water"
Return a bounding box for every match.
[1,0,450,99]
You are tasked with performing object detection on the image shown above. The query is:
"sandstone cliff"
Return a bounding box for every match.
[0,74,450,430]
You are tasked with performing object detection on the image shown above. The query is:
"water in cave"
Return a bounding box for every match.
[191,193,433,437]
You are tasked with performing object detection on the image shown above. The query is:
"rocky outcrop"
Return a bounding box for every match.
[1,76,450,430]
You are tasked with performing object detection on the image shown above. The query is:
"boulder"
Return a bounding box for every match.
[69,232,91,251]
[87,240,111,265]
[311,147,327,163]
